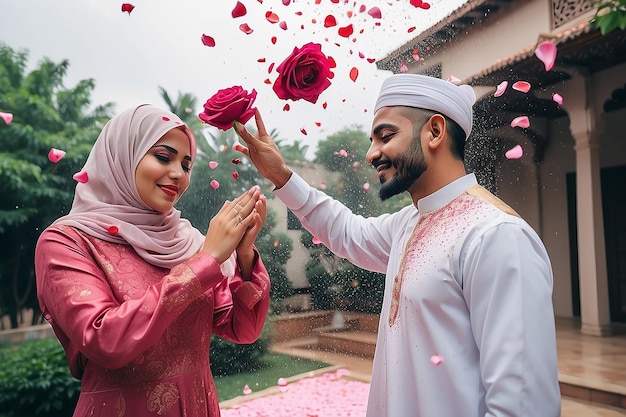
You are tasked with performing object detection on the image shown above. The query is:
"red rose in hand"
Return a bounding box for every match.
[199,86,257,130]
[272,42,332,104]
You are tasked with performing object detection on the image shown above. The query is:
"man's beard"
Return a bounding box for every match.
[379,139,427,201]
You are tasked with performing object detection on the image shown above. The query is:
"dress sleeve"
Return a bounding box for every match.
[34,226,228,371]
[462,221,561,417]
[274,172,401,273]
[211,251,271,344]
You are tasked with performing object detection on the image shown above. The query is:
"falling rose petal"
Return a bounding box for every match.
[315,122,321,127]
[366,57,376,63]
[324,15,337,28]
[47,148,66,163]
[162,116,170,121]
[322,102,328,109]
[121,3,134,14]
[239,23,253,34]
[327,56,337,68]
[338,149,348,157]
[210,180,220,189]
[349,67,359,82]
[338,24,354,38]
[201,34,216,47]
[511,116,530,129]
[282,0,290,5]
[242,385,252,395]
[209,161,219,169]
[283,103,290,111]
[408,26,416,33]
[232,1,247,18]
[312,236,322,244]
[232,171,239,180]
[358,51,365,59]
[268,62,275,73]
[505,144,524,159]
[319,181,326,189]
[430,354,444,366]
[512,81,531,93]
[0,112,13,125]
[367,7,382,18]
[421,2,431,9]
[553,93,563,106]
[362,183,370,191]
[273,240,280,247]
[265,11,279,23]
[231,158,241,165]
[410,0,423,6]
[257,57,266,63]
[107,225,119,236]
[399,62,408,73]
[279,21,288,30]
[300,128,308,135]
[73,171,89,183]
[271,36,277,44]
[277,378,288,386]
[446,75,461,85]
[264,78,272,84]
[534,41,557,71]
[494,81,508,97]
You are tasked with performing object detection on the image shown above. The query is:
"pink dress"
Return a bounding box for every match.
[34,225,270,417]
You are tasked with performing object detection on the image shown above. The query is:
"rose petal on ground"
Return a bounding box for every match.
[73,171,89,183]
[505,144,524,159]
[553,93,563,106]
[399,62,408,73]
[277,378,288,386]
[107,226,119,236]
[367,7,382,18]
[239,23,254,34]
[349,67,359,82]
[362,183,370,191]
[265,11,279,23]
[232,1,247,18]
[494,81,508,97]
[511,116,530,128]
[324,14,337,27]
[312,236,322,244]
[534,41,557,71]
[0,112,13,125]
[209,161,218,169]
[47,148,66,163]
[338,24,354,38]
[319,181,326,190]
[430,354,444,366]
[121,3,134,14]
[446,75,461,85]
[512,81,531,93]
[210,180,220,189]
[201,34,216,47]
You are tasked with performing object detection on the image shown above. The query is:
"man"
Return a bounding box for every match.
[235,74,561,416]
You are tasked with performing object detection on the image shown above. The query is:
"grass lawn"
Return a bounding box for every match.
[214,352,330,401]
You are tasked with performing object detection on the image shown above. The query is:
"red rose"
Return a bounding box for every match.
[272,42,332,104]
[198,86,257,130]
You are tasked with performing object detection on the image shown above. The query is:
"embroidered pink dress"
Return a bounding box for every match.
[35,225,270,417]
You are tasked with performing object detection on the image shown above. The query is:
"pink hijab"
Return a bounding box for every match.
[54,104,205,269]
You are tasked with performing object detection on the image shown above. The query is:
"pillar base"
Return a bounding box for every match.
[581,322,613,336]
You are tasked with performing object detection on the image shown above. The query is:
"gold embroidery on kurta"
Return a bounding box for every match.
[147,382,179,415]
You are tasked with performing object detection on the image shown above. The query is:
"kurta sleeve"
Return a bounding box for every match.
[211,251,271,344]
[275,172,405,273]
[462,221,561,417]
[34,226,229,372]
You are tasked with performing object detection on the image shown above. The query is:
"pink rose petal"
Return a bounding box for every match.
[210,179,220,189]
[265,11,279,23]
[232,171,239,180]
[232,1,247,18]
[73,171,89,183]
[494,81,508,97]
[312,236,322,244]
[367,7,382,18]
[324,15,337,28]
[107,225,119,236]
[338,149,348,157]
[430,354,444,366]
[553,93,563,106]
[338,24,354,38]
[201,34,216,47]
[209,161,218,169]
[0,112,13,125]
[512,81,531,93]
[349,67,359,82]
[277,377,288,386]
[505,144,524,159]
[47,148,66,163]
[242,384,252,395]
[121,3,134,14]
[511,116,530,128]
[239,23,254,34]
[279,21,288,30]
[362,183,370,191]
[399,62,408,73]
[534,41,557,71]
[446,75,461,85]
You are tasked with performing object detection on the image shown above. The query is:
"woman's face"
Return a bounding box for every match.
[135,127,192,212]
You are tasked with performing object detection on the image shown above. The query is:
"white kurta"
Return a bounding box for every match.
[275,172,560,417]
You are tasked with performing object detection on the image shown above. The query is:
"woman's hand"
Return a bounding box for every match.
[202,185,261,264]
[236,194,267,279]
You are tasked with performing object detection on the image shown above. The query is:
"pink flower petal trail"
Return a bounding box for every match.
[505,144,524,159]
[553,93,563,106]
[222,370,369,417]
[73,171,89,183]
[494,81,508,97]
[512,81,531,93]
[534,41,557,71]
[511,116,530,129]
[48,148,66,163]
[0,112,13,125]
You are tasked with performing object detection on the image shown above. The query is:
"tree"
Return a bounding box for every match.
[592,0,626,35]
[0,44,114,328]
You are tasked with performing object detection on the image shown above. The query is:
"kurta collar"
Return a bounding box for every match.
[417,173,478,214]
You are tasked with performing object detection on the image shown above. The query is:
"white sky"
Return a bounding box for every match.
[0,0,465,157]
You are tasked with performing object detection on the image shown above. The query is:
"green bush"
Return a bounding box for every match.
[0,338,80,417]
[210,323,270,377]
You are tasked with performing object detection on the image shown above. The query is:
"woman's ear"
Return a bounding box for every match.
[426,114,446,150]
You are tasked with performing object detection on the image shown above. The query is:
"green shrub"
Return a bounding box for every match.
[210,323,270,377]
[0,338,80,417]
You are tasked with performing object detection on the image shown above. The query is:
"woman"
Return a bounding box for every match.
[34,104,270,417]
